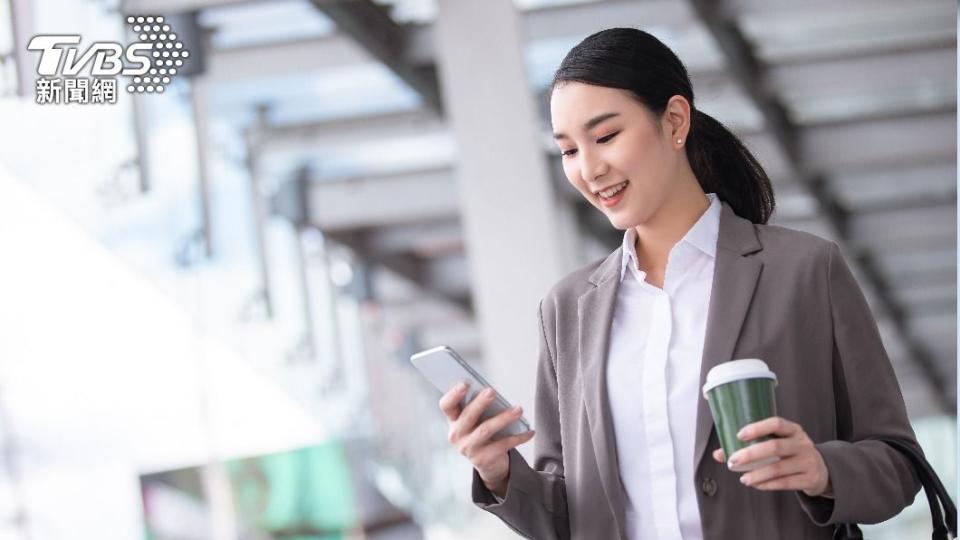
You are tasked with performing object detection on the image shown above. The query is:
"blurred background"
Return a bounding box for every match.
[0,0,956,539]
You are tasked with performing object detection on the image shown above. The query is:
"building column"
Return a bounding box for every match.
[434,0,576,461]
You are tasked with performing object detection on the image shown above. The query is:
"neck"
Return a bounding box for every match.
[632,178,710,271]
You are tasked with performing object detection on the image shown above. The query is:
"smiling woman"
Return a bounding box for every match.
[444,27,927,540]
[548,35,773,225]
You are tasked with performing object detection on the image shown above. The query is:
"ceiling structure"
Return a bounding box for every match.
[122,0,957,418]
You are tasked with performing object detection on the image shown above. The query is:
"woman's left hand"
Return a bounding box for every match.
[711,416,833,498]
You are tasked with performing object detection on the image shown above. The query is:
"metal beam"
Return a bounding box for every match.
[121,0,256,14]
[273,167,471,313]
[831,161,957,212]
[307,167,458,230]
[308,0,442,114]
[324,229,471,313]
[523,0,691,42]
[206,35,369,83]
[769,47,956,97]
[688,0,956,413]
[802,111,956,173]
[363,217,463,257]
[721,0,953,19]
[259,108,445,151]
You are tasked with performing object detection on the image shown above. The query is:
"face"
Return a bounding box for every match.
[550,81,686,230]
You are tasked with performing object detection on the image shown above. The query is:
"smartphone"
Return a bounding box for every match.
[410,345,531,440]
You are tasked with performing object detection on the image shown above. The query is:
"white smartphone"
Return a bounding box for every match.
[410,345,531,441]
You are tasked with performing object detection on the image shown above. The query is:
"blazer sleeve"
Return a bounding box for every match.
[795,241,923,525]
[470,298,570,540]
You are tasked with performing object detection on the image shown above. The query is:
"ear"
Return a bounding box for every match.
[663,95,691,145]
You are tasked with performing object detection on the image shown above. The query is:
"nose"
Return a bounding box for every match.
[579,148,608,185]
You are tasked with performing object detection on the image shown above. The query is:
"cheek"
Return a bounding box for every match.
[620,143,665,181]
[562,161,587,192]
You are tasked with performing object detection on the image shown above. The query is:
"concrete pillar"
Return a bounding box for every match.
[9,0,35,101]
[434,0,575,462]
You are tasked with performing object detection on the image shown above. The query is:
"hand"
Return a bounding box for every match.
[711,416,832,498]
[438,382,535,498]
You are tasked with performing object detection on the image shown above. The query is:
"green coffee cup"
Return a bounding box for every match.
[702,359,779,472]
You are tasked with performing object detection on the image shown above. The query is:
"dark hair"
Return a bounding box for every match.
[550,27,775,224]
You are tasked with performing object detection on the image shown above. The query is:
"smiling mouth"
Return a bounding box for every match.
[597,180,629,199]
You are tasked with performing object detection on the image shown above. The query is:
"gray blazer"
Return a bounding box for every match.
[472,201,922,539]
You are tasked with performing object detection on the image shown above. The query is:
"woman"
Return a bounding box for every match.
[437,28,922,539]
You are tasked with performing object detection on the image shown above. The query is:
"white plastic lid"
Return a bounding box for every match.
[702,358,778,397]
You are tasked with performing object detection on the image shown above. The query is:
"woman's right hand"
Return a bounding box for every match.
[439,382,536,499]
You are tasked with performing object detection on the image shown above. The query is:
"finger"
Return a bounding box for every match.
[490,428,536,455]
[739,455,807,487]
[749,472,811,491]
[469,430,536,471]
[466,405,526,447]
[712,448,726,463]
[729,437,800,467]
[456,387,498,436]
[438,381,469,421]
[737,416,799,442]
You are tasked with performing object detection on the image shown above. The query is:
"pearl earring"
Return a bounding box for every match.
[677,138,683,144]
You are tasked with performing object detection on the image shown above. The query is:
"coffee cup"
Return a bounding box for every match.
[702,359,779,472]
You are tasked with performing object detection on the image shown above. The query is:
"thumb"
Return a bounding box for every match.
[712,448,726,463]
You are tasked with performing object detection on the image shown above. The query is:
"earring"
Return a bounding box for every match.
[677,138,683,144]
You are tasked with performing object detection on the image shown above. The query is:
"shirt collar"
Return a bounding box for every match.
[620,192,721,282]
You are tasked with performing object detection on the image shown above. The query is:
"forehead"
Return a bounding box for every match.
[550,82,638,129]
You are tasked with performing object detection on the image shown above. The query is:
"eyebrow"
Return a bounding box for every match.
[553,112,621,140]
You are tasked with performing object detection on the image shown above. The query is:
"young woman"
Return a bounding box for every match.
[438,28,922,539]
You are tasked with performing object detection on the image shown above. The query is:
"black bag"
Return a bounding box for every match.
[833,437,957,540]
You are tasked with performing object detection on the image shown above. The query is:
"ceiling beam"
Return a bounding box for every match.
[720,0,953,19]
[206,35,369,82]
[324,229,471,313]
[688,0,955,413]
[271,171,471,312]
[121,0,256,14]
[306,167,457,230]
[259,109,446,152]
[307,0,442,114]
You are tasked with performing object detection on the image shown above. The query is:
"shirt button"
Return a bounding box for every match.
[701,477,718,497]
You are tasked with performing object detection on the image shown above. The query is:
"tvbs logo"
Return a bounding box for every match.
[28,35,152,77]
[28,15,187,104]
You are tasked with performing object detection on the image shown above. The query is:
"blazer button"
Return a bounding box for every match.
[701,477,718,497]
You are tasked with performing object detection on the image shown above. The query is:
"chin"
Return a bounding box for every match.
[604,205,643,230]
[606,211,636,231]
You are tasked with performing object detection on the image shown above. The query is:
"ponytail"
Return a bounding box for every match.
[687,109,775,224]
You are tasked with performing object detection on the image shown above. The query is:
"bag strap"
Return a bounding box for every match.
[835,437,957,540]
[876,437,956,539]
[833,523,863,540]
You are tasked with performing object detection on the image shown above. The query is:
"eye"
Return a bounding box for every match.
[597,131,619,144]
[561,148,578,157]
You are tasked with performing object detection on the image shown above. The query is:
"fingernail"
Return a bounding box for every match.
[740,475,749,485]
[737,428,747,440]
[728,452,740,466]
[456,382,467,392]
[483,388,494,397]
[513,405,522,413]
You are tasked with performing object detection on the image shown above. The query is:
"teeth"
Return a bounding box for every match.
[600,181,628,198]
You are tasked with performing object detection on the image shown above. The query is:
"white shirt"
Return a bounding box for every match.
[607,192,720,540]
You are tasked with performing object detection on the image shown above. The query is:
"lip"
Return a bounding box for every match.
[597,181,629,208]
[593,181,628,196]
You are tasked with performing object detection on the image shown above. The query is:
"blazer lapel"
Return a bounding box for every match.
[578,246,627,539]
[693,202,764,470]
[577,202,763,536]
